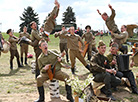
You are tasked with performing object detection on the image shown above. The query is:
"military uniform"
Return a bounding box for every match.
[54,30,69,62]
[19,32,30,65]
[107,52,138,94]
[0,33,4,56]
[36,50,74,102]
[8,36,22,69]
[82,32,94,60]
[44,6,59,34]
[112,31,128,53]
[105,9,120,35]
[61,33,89,74]
[31,29,42,78]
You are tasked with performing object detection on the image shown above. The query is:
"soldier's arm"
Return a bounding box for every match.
[109,4,116,20]
[9,37,19,43]
[81,33,85,39]
[32,31,42,41]
[113,32,126,39]
[78,36,84,50]
[90,56,106,72]
[54,32,60,38]
[38,58,47,73]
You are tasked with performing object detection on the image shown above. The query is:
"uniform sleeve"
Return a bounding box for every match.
[81,33,85,39]
[32,31,42,41]
[78,36,84,50]
[90,56,106,72]
[19,33,22,38]
[38,58,47,73]
[9,37,18,43]
[54,32,60,38]
[110,9,116,20]
[106,54,113,66]
[49,6,59,19]
[113,32,126,39]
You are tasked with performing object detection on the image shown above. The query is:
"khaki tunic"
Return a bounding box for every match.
[37,50,69,87]
[44,6,59,33]
[90,53,110,76]
[112,31,128,48]
[106,9,120,34]
[82,32,94,56]
[61,33,87,68]
[19,32,30,57]
[8,36,18,50]
[31,29,42,70]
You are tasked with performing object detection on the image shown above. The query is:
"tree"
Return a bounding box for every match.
[19,6,39,34]
[62,6,76,24]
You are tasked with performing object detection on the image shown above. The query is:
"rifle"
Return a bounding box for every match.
[47,52,65,80]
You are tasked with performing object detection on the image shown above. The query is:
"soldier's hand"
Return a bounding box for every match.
[106,69,113,73]
[108,4,112,9]
[44,64,51,70]
[57,57,62,62]
[97,9,101,15]
[79,49,84,53]
[130,60,135,67]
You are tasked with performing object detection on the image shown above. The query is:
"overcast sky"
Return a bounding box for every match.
[0,0,138,32]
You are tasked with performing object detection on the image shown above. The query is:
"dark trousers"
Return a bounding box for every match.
[117,70,138,92]
[0,37,3,50]
[93,72,121,96]
[34,47,42,78]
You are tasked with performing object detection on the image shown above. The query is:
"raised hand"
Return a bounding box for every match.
[97,9,101,15]
[108,4,112,10]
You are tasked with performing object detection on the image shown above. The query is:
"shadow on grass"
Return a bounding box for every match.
[0,68,20,77]
[76,72,91,80]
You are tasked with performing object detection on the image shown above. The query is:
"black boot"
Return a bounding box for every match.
[21,57,23,66]
[10,60,13,70]
[34,86,45,102]
[65,85,74,102]
[71,68,75,74]
[66,54,69,63]
[25,57,28,65]
[17,59,23,68]
[85,64,90,71]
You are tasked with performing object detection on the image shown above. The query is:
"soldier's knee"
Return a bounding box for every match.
[36,75,43,87]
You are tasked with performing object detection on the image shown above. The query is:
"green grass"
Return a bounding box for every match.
[0,34,138,102]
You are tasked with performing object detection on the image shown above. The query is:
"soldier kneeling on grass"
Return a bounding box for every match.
[34,39,74,102]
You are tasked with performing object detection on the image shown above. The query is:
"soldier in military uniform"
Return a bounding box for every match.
[89,40,121,101]
[30,21,42,78]
[7,29,23,70]
[111,25,128,54]
[34,40,74,102]
[54,25,69,62]
[39,26,49,43]
[0,32,4,56]
[44,0,60,36]
[97,4,120,34]
[106,43,138,95]
[82,25,95,60]
[19,26,30,65]
[61,26,90,74]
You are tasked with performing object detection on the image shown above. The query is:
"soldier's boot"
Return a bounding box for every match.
[25,57,28,65]
[21,57,24,66]
[85,64,90,71]
[66,54,69,63]
[10,60,13,70]
[34,86,45,102]
[17,59,23,68]
[65,85,74,102]
[71,68,75,75]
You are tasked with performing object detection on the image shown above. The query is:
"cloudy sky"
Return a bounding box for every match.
[0,0,138,32]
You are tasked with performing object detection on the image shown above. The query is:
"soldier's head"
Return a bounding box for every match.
[6,29,13,36]
[110,43,119,55]
[85,25,91,33]
[23,26,27,33]
[98,40,106,55]
[30,21,37,30]
[39,39,48,53]
[69,26,75,35]
[62,25,65,31]
[40,26,44,32]
[121,25,127,32]
[101,12,108,21]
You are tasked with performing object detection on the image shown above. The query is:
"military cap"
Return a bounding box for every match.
[111,42,119,48]
[85,25,91,30]
[98,40,105,47]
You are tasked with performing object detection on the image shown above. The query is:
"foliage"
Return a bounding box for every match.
[62,6,76,24]
[19,6,39,34]
[66,74,93,99]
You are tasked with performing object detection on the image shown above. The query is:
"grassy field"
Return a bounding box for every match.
[0,33,138,102]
